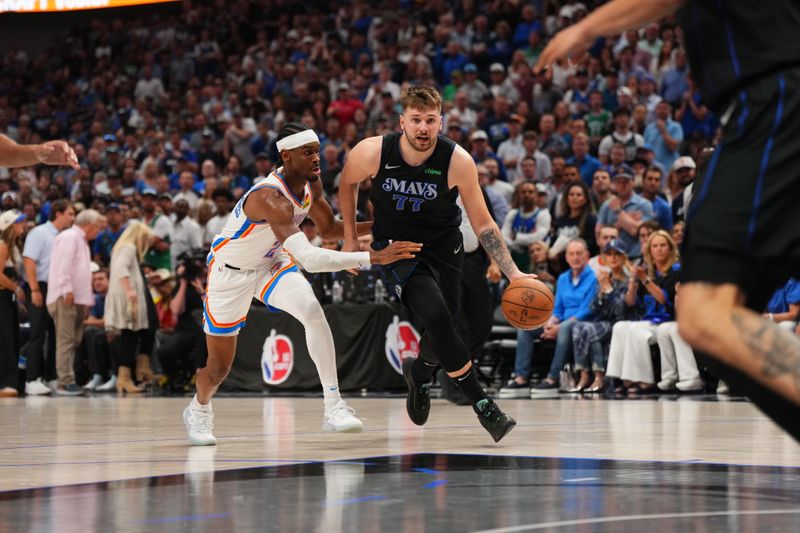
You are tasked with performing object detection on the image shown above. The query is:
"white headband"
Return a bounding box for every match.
[276,130,320,152]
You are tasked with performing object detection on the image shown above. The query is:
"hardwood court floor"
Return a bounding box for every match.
[1,395,798,532]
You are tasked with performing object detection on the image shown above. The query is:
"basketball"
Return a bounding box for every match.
[501,278,554,330]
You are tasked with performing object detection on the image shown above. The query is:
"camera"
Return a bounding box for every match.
[176,249,207,281]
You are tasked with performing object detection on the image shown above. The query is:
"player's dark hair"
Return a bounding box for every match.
[276,122,311,143]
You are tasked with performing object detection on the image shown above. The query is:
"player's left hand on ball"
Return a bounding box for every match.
[508,270,538,282]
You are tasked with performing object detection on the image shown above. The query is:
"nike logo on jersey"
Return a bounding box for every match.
[384,163,402,170]
[453,243,462,254]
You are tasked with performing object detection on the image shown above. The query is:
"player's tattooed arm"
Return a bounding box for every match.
[731,311,800,401]
[479,228,518,278]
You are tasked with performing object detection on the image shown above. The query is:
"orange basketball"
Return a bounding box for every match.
[501,278,554,330]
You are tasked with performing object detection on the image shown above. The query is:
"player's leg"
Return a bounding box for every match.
[184,263,254,446]
[440,251,493,405]
[264,267,362,432]
[401,267,516,441]
[677,283,800,436]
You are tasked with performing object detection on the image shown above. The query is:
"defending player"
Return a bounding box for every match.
[183,122,421,445]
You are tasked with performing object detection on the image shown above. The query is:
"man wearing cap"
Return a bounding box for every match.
[46,209,104,396]
[644,101,683,172]
[93,203,126,267]
[1,191,15,211]
[564,69,591,118]
[489,63,520,104]
[670,156,696,223]
[141,188,172,271]
[638,75,663,123]
[461,63,490,110]
[597,170,654,258]
[497,114,526,182]
[469,130,508,183]
[598,107,644,164]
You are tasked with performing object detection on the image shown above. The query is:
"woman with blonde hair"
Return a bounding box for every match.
[104,222,154,394]
[0,210,26,397]
[606,230,680,394]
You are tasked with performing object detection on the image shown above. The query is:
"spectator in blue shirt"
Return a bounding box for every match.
[566,133,602,187]
[597,170,655,258]
[660,48,689,106]
[765,278,800,331]
[499,239,597,397]
[513,4,542,49]
[640,166,673,230]
[644,101,683,172]
[92,203,126,267]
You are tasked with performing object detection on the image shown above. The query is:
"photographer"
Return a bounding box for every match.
[156,249,208,389]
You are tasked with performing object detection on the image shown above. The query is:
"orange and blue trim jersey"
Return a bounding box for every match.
[208,169,312,269]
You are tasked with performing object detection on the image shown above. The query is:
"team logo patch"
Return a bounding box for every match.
[385,315,420,374]
[261,329,294,385]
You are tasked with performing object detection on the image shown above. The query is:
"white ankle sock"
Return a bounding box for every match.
[192,394,211,412]
[323,384,341,409]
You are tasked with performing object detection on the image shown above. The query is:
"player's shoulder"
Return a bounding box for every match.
[353,135,384,155]
[449,142,475,169]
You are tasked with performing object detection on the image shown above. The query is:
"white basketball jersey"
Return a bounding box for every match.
[208,169,312,269]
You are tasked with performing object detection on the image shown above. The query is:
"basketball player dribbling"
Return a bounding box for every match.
[183,122,421,446]
[536,0,800,441]
[339,86,536,442]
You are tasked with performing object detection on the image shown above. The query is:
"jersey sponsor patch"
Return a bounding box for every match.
[384,315,420,374]
[261,329,294,385]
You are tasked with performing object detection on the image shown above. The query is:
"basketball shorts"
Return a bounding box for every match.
[203,253,300,336]
[373,229,464,317]
[682,68,800,309]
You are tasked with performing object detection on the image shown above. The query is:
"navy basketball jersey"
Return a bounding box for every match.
[369,132,460,244]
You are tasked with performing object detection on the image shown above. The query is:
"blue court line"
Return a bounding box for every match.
[423,479,449,489]
[413,468,440,475]
[324,495,386,507]
[131,513,229,525]
[437,451,800,471]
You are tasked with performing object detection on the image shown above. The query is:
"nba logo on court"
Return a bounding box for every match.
[261,329,294,385]
[385,315,420,374]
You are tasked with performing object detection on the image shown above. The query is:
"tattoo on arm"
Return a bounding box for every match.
[731,311,800,394]
[478,229,517,277]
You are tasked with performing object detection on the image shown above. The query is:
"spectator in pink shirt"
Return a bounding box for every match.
[46,209,105,395]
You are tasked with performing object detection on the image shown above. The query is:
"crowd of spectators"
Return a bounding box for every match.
[1,0,798,397]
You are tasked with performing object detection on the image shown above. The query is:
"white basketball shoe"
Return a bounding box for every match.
[183,401,217,446]
[323,399,364,433]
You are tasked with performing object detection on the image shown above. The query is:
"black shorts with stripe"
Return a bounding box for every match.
[682,68,800,310]
[372,229,465,317]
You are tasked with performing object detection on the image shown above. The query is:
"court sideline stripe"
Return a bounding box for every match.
[473,509,800,533]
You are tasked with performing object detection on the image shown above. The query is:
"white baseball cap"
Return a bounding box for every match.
[673,156,696,170]
[0,209,25,231]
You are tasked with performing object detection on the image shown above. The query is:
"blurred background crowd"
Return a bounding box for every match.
[0,0,798,399]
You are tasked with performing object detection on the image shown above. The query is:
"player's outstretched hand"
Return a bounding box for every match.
[37,140,80,169]
[369,241,422,265]
[533,24,591,74]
